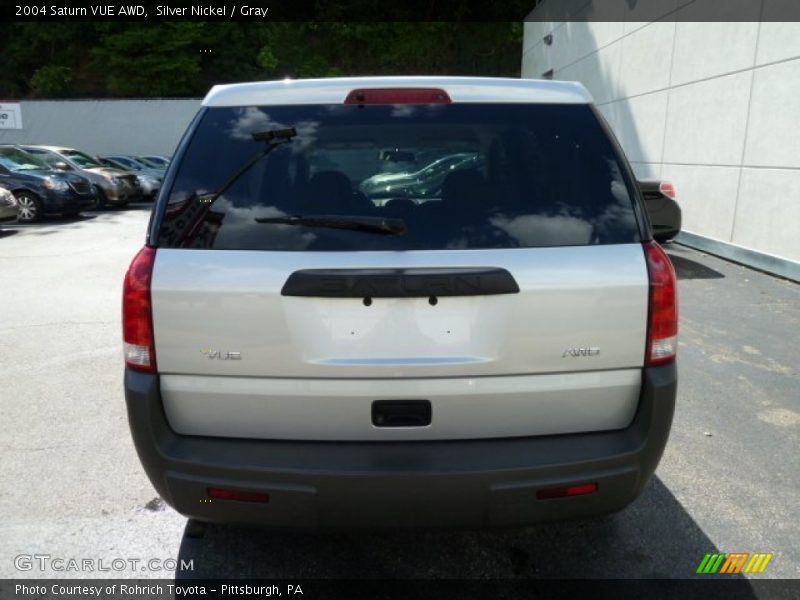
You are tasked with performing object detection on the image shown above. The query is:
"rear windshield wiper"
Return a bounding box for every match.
[163,127,298,247]
[255,214,407,236]
[197,126,298,206]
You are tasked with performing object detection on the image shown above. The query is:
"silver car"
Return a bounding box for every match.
[137,155,170,169]
[0,185,17,223]
[123,77,678,531]
[22,146,142,208]
[98,156,163,200]
[359,152,482,198]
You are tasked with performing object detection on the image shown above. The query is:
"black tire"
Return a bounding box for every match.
[184,518,207,539]
[15,191,43,223]
[95,187,108,209]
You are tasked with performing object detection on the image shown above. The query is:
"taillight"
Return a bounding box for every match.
[658,181,677,200]
[344,88,451,105]
[644,241,678,366]
[122,246,157,372]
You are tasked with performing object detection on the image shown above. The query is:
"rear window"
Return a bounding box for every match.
[156,103,640,251]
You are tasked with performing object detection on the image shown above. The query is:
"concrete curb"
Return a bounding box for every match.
[675,230,799,283]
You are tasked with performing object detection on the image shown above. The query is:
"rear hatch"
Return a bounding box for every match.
[148,95,650,441]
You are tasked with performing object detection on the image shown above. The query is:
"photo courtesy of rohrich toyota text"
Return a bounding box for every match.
[0,1,798,599]
[14,584,299,597]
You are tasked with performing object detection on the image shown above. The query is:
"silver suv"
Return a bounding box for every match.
[123,77,678,529]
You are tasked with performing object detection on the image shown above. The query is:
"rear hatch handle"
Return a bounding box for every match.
[281,268,520,298]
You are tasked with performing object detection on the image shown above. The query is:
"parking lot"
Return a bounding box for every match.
[0,204,798,582]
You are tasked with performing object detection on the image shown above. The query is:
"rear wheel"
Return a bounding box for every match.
[95,188,108,209]
[184,518,207,539]
[15,191,43,223]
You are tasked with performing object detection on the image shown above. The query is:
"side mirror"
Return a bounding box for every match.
[54,161,71,171]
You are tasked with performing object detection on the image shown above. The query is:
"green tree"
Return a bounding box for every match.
[254,22,522,80]
[0,22,99,97]
[0,18,525,99]
[30,65,74,97]
[92,24,207,96]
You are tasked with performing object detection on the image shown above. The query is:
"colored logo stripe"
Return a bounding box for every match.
[696,553,713,573]
[697,554,726,574]
[743,553,773,574]
[697,552,773,574]
[720,553,749,573]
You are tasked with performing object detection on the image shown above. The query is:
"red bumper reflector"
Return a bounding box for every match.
[536,482,598,500]
[658,181,677,200]
[207,487,270,503]
[345,88,452,105]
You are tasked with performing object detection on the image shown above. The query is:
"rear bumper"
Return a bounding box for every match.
[160,369,642,441]
[124,364,677,529]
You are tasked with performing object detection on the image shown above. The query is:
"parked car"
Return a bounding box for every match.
[639,180,681,242]
[124,77,677,531]
[115,155,165,175]
[21,145,142,208]
[359,152,482,198]
[0,145,96,222]
[137,155,170,169]
[0,185,18,224]
[98,156,163,200]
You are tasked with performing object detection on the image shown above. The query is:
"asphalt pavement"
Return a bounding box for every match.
[0,206,797,585]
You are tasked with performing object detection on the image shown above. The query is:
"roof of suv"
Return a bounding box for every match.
[203,76,593,107]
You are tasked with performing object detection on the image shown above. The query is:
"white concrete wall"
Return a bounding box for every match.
[0,99,201,156]
[522,6,800,269]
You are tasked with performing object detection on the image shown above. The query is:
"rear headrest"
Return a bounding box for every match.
[307,170,352,201]
[441,169,485,205]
